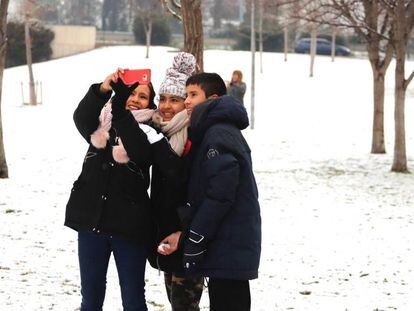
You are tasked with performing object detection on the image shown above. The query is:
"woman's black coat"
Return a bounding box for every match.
[65,84,153,244]
[147,135,189,273]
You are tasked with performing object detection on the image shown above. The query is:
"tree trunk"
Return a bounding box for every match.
[250,0,255,129]
[0,0,10,178]
[239,0,245,23]
[331,27,336,62]
[181,0,203,72]
[259,0,263,73]
[25,16,37,105]
[392,56,407,172]
[310,25,316,77]
[284,26,288,62]
[365,33,393,155]
[212,0,223,29]
[371,69,386,154]
[145,19,152,59]
[391,1,409,172]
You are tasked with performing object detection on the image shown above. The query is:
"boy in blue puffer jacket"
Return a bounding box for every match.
[181,73,262,311]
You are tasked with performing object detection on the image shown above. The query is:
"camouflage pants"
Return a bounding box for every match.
[164,272,204,311]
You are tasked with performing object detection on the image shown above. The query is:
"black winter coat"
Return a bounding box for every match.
[65,84,153,244]
[184,95,261,280]
[147,137,188,273]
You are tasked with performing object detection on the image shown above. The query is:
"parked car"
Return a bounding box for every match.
[294,38,351,56]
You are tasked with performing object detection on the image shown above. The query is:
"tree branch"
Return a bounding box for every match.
[405,71,414,89]
[171,0,181,9]
[161,0,182,20]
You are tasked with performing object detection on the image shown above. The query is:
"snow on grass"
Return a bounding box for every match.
[0,46,413,310]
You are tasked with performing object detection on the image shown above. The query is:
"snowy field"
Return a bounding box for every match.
[0,46,413,311]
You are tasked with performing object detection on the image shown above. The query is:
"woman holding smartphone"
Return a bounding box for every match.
[65,68,162,311]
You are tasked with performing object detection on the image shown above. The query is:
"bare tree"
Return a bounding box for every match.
[283,25,288,61]
[287,0,414,171]
[251,0,256,129]
[382,0,414,172]
[161,0,204,72]
[294,0,393,154]
[259,0,264,73]
[309,22,317,77]
[277,0,302,62]
[143,15,152,58]
[0,0,10,178]
[284,0,324,76]
[135,0,160,58]
[331,26,336,62]
[332,1,394,155]
[24,16,36,105]
[22,0,37,105]
[102,0,129,31]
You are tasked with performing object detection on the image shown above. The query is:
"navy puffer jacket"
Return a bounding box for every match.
[184,95,261,280]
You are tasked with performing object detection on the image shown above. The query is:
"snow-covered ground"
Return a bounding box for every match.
[0,46,413,311]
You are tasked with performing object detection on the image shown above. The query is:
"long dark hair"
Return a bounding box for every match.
[147,82,157,110]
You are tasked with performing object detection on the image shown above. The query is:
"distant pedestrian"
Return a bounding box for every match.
[226,70,246,105]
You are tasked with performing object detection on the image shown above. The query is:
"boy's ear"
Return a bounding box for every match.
[208,94,219,99]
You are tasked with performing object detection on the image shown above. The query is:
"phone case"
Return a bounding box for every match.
[120,69,151,85]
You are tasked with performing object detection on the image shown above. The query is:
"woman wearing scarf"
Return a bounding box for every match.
[148,52,204,311]
[65,68,162,311]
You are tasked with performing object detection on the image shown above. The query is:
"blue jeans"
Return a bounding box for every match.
[78,230,148,311]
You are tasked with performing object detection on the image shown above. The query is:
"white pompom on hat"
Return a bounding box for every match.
[159,52,196,99]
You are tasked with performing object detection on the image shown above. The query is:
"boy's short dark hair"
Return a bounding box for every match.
[186,72,227,98]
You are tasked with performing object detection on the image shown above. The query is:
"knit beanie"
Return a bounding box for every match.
[159,52,196,99]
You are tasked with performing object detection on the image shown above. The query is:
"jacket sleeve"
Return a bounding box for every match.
[111,114,152,167]
[189,131,240,240]
[240,82,247,96]
[152,139,186,234]
[73,83,112,143]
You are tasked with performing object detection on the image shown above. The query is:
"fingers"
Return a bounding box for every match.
[159,245,177,255]
[157,242,173,255]
[112,72,119,83]
[112,68,126,82]
[157,233,180,255]
[114,68,126,81]
[157,247,168,255]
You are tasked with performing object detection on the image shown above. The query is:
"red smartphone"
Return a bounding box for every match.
[120,69,151,85]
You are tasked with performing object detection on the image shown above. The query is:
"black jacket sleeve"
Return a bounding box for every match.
[189,129,241,240]
[111,114,152,167]
[151,138,186,234]
[73,83,112,143]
